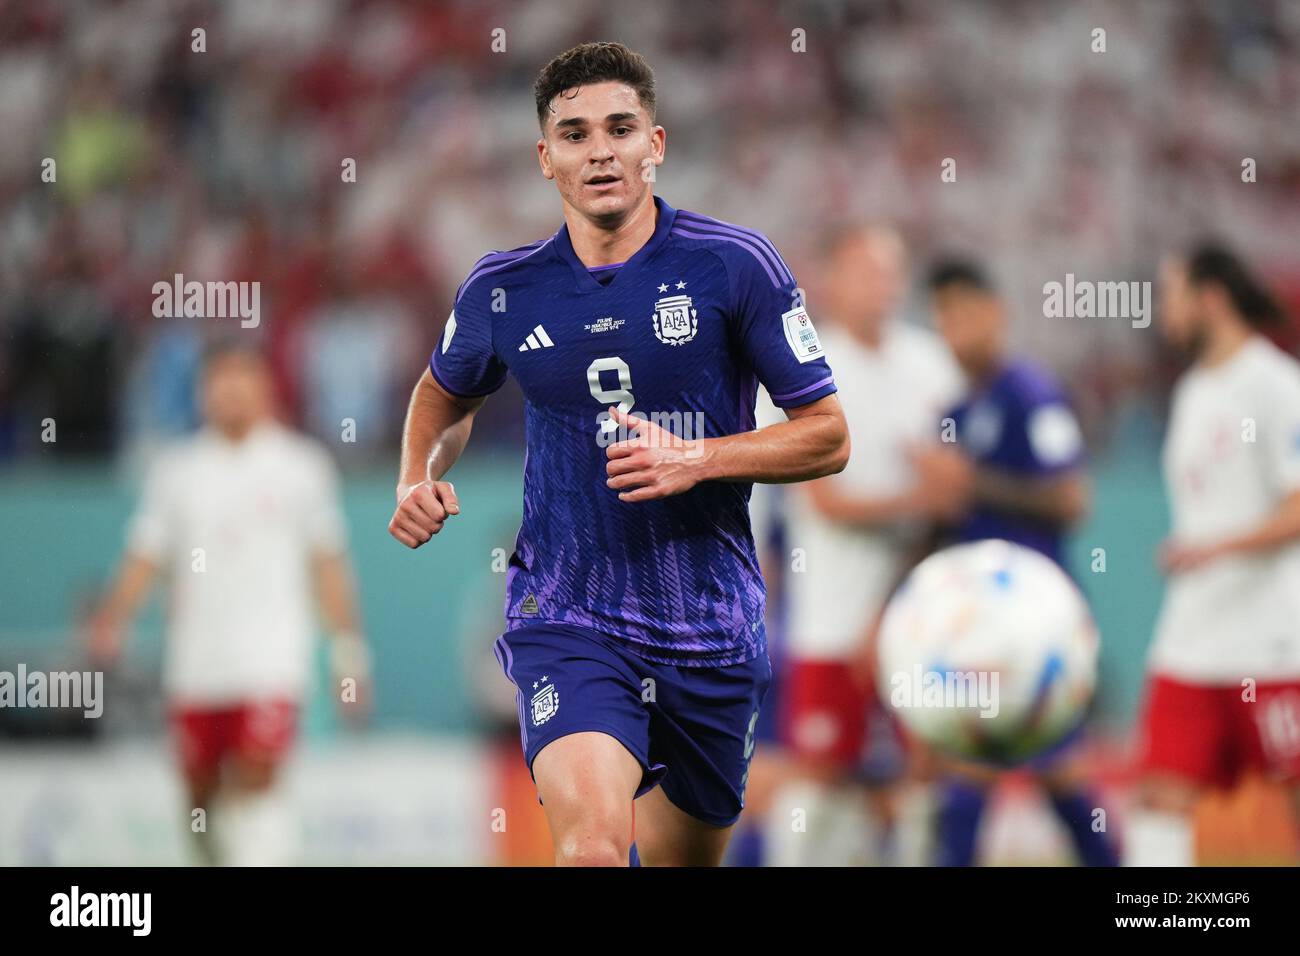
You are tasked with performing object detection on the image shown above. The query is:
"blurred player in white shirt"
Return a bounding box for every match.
[90,341,370,865]
[766,225,964,865]
[1128,244,1300,866]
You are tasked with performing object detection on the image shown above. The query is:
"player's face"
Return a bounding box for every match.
[201,352,272,435]
[933,285,1004,375]
[826,230,906,334]
[537,81,665,223]
[1157,256,1203,352]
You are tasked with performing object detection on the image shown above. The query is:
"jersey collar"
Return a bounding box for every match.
[553,195,677,294]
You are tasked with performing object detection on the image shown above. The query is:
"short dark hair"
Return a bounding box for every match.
[534,42,656,129]
[1186,241,1282,327]
[926,257,995,294]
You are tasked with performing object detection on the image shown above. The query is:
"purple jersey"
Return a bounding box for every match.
[944,358,1086,569]
[430,196,836,666]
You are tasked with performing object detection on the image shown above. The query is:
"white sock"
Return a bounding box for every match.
[1124,809,1194,867]
[764,779,823,866]
[764,778,875,866]
[218,787,297,866]
[891,782,935,867]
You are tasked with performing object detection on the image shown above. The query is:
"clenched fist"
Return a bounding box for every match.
[389,479,460,548]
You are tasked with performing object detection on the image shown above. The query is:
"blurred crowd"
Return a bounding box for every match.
[2,0,1299,466]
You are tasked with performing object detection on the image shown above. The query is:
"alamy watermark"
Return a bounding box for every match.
[0,665,103,718]
[1043,273,1151,328]
[888,664,1000,718]
[50,886,150,935]
[597,409,707,458]
[152,273,260,328]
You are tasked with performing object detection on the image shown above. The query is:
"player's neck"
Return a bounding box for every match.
[964,351,1005,387]
[1197,321,1254,370]
[846,317,887,350]
[214,416,269,444]
[563,193,658,268]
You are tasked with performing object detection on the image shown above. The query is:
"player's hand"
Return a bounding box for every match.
[908,444,974,522]
[1159,538,1229,574]
[336,676,373,727]
[87,611,124,669]
[389,479,460,548]
[604,406,707,502]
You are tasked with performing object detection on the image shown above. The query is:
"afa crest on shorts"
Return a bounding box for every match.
[652,293,698,345]
[531,683,559,726]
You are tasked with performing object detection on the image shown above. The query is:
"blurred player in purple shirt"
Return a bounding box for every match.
[917,258,1117,867]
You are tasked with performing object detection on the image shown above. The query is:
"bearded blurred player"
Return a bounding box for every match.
[1127,244,1300,866]
[90,341,370,865]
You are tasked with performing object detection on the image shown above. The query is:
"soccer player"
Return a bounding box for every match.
[1127,244,1300,866]
[918,259,1118,867]
[767,224,963,866]
[90,341,370,865]
[389,42,849,867]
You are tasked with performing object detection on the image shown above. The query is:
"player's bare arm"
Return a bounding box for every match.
[802,446,965,527]
[604,395,849,503]
[968,465,1090,527]
[390,369,484,548]
[909,444,1089,527]
[1162,488,1300,573]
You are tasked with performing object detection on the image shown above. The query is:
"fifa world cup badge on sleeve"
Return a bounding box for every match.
[782,305,824,363]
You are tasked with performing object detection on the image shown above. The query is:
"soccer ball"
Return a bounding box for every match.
[875,539,1099,765]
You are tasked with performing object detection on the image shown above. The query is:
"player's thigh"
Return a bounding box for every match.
[533,731,643,865]
[229,698,299,792]
[170,703,232,797]
[781,658,869,784]
[1135,673,1232,795]
[937,753,1000,788]
[634,783,734,867]
[642,652,772,855]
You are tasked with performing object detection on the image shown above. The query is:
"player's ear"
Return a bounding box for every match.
[650,125,666,165]
[537,137,555,180]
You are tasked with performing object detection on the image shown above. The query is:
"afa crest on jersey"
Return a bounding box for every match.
[653,293,698,345]
[531,683,559,725]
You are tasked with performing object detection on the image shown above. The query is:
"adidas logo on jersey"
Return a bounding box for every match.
[518,325,554,351]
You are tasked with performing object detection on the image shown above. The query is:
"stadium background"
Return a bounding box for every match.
[2,0,1299,864]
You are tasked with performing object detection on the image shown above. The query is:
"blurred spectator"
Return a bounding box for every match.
[2,0,1299,465]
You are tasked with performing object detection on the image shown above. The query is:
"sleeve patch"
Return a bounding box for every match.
[441,310,457,353]
[781,306,824,364]
[1028,403,1083,467]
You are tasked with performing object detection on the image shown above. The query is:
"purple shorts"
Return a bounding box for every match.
[494,621,772,827]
